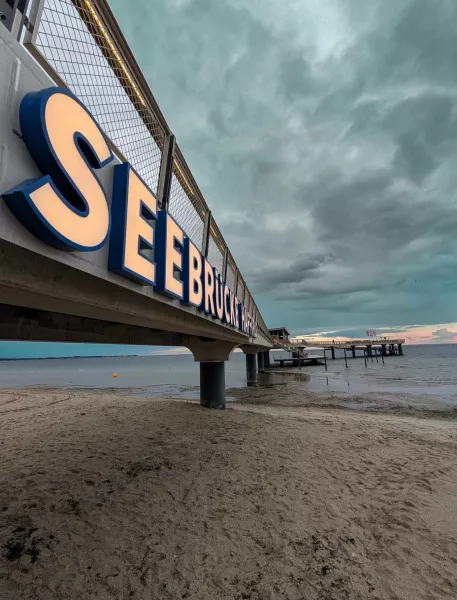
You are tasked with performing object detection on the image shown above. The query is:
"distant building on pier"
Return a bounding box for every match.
[269,327,290,343]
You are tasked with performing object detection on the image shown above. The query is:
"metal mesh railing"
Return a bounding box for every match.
[225,255,236,292]
[207,235,224,275]
[20,0,272,343]
[207,219,225,274]
[34,0,165,193]
[245,292,252,317]
[258,310,270,339]
[168,171,205,252]
[237,276,245,304]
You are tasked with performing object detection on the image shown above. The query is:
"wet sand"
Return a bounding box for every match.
[0,388,457,599]
[230,374,457,416]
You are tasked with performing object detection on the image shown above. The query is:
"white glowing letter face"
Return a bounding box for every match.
[214,269,225,321]
[238,304,246,333]
[224,284,231,325]
[2,87,113,251]
[108,163,157,285]
[203,259,216,316]
[155,212,184,299]
[229,290,238,326]
[233,297,240,329]
[183,239,203,307]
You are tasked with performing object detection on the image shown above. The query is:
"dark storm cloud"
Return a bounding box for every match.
[110,0,457,333]
[250,253,336,289]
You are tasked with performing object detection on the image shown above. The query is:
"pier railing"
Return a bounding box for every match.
[9,0,271,342]
[288,339,406,348]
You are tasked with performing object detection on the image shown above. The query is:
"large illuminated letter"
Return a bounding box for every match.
[155,212,184,299]
[229,290,238,326]
[203,259,216,316]
[2,87,113,251]
[224,284,231,325]
[238,304,246,333]
[233,296,240,329]
[183,238,203,307]
[214,269,225,321]
[108,163,157,285]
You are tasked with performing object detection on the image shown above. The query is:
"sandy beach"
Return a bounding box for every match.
[0,388,456,599]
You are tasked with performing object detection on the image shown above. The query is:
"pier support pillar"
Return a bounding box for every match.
[382,345,387,356]
[331,347,336,360]
[398,344,403,356]
[389,344,394,356]
[351,345,356,358]
[366,345,373,357]
[292,351,299,367]
[246,353,258,386]
[258,351,265,373]
[186,339,238,410]
[200,362,226,409]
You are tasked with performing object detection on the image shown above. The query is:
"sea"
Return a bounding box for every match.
[0,344,457,411]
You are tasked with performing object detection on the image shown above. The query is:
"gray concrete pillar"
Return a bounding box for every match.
[367,345,373,357]
[200,362,226,409]
[389,344,394,355]
[331,347,336,360]
[382,344,387,356]
[246,354,258,386]
[351,345,356,358]
[258,351,265,373]
[398,344,403,356]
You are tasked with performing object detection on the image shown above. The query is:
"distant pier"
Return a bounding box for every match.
[293,339,406,359]
[263,328,406,374]
[268,328,405,361]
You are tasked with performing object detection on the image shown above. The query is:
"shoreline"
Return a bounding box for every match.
[229,382,457,420]
[2,380,457,419]
[0,354,175,362]
[1,388,457,599]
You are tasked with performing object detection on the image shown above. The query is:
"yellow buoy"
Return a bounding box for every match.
[113,373,118,378]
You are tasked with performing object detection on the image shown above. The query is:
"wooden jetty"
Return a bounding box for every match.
[273,355,326,368]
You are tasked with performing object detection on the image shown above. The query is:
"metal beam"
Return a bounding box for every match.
[222,248,228,283]
[202,211,211,258]
[23,0,45,45]
[157,134,175,210]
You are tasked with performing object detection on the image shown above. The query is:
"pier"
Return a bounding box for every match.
[0,2,272,409]
[0,2,406,406]
[270,328,405,357]
[293,339,405,358]
[267,328,405,367]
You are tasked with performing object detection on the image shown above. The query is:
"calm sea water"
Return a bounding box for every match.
[0,345,457,408]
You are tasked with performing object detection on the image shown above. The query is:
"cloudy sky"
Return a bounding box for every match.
[110,0,457,343]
